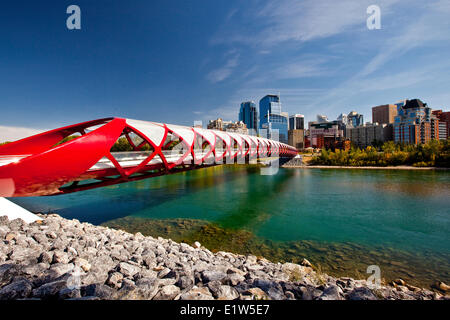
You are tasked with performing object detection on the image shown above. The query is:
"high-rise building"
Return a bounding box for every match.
[288,129,305,150]
[309,121,344,149]
[207,118,247,134]
[316,114,328,123]
[347,123,393,148]
[372,104,398,124]
[395,100,408,109]
[289,114,304,130]
[432,110,450,140]
[347,111,364,127]
[394,99,439,144]
[207,118,225,131]
[225,121,248,135]
[239,101,258,134]
[337,113,348,125]
[259,94,288,143]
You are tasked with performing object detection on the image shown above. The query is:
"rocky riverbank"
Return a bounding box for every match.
[0,214,448,300]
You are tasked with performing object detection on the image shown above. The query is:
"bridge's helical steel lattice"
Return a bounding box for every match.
[0,118,297,197]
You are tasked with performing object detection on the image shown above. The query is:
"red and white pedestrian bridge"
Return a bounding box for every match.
[0,117,297,198]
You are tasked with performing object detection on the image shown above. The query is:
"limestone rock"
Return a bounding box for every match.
[8,247,38,262]
[84,283,116,300]
[300,258,313,268]
[245,287,269,300]
[38,251,54,264]
[0,213,435,301]
[73,258,91,272]
[135,277,159,300]
[437,282,450,292]
[225,273,245,286]
[299,286,323,300]
[0,279,33,300]
[33,280,68,298]
[176,275,194,290]
[347,287,378,300]
[52,251,70,264]
[215,285,239,300]
[201,270,227,283]
[106,272,124,289]
[118,262,141,278]
[319,285,344,300]
[58,287,82,299]
[0,264,19,287]
[180,286,214,300]
[153,284,180,300]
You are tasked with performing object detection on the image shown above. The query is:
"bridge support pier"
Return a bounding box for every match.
[0,197,42,223]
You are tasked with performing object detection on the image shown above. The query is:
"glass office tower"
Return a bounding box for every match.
[289,114,305,130]
[259,94,288,143]
[239,101,258,135]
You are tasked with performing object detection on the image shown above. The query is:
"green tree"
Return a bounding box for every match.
[310,139,450,168]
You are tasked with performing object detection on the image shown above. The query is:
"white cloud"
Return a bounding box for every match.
[213,0,401,46]
[303,0,450,115]
[0,125,45,143]
[274,57,331,79]
[359,2,450,77]
[206,53,240,83]
[206,0,450,124]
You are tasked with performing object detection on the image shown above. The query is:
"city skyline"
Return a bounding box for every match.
[1,1,450,142]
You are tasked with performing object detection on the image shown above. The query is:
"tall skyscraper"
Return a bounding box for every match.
[394,99,438,144]
[337,113,348,125]
[288,114,305,150]
[259,94,288,143]
[239,101,258,134]
[347,111,364,127]
[289,114,305,130]
[372,104,398,124]
[432,110,450,140]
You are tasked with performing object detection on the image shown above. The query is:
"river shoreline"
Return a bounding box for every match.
[283,164,450,170]
[1,214,448,300]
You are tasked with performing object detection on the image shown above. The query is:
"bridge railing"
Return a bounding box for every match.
[0,117,297,197]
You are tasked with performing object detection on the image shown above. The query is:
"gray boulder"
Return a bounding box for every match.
[347,287,378,300]
[319,284,344,300]
[83,283,116,300]
[179,286,214,300]
[201,270,227,283]
[117,262,141,278]
[153,285,180,300]
[106,272,124,289]
[33,280,69,298]
[135,277,160,300]
[215,285,239,300]
[0,279,33,299]
[176,275,194,290]
[0,264,19,286]
[299,285,323,300]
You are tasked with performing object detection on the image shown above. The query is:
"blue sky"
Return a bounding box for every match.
[1,0,450,140]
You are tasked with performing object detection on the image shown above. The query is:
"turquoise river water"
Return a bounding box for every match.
[10,166,450,289]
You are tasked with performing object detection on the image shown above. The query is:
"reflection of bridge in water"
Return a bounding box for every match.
[0,117,296,198]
